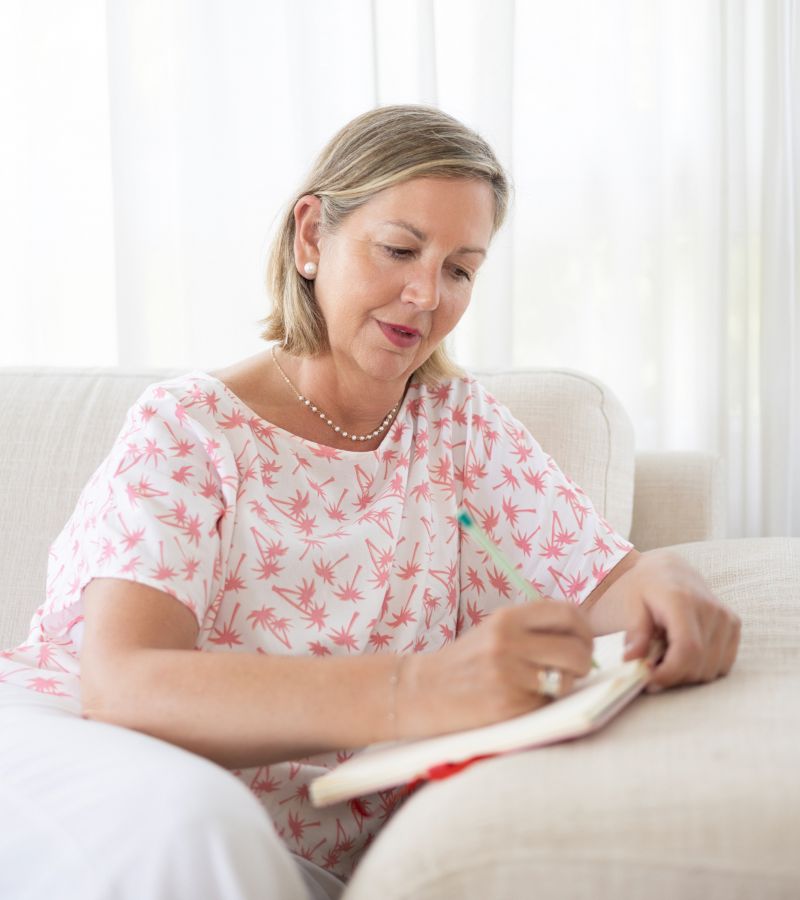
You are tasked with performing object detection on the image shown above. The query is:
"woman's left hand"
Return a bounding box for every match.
[617,549,742,692]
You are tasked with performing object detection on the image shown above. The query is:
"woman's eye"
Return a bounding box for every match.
[384,246,413,259]
[381,245,472,282]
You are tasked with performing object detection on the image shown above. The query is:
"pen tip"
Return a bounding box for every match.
[457,510,472,527]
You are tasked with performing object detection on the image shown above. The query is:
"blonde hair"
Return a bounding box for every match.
[260,105,510,385]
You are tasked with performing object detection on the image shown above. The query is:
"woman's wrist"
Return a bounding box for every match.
[582,548,645,636]
[386,651,427,742]
[386,654,405,740]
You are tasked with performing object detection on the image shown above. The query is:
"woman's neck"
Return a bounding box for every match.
[273,349,409,442]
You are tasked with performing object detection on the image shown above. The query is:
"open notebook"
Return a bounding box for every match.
[310,631,662,808]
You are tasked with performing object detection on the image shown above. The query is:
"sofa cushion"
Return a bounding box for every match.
[342,537,800,899]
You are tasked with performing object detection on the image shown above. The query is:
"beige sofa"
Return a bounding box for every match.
[2,366,798,898]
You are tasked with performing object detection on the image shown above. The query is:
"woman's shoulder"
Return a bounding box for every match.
[130,351,270,408]
[410,372,510,420]
[116,369,256,462]
[203,350,271,400]
[126,371,229,423]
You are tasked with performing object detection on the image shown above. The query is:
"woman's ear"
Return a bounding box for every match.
[293,195,322,276]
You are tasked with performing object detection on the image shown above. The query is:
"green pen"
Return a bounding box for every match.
[457,508,599,668]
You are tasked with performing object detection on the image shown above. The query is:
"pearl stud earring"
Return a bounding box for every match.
[303,261,318,277]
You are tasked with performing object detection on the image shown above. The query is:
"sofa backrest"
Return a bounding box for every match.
[477,369,634,537]
[0,366,634,648]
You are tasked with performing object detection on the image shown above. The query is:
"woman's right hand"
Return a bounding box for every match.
[398,600,595,740]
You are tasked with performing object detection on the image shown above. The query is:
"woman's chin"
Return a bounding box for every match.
[356,346,422,384]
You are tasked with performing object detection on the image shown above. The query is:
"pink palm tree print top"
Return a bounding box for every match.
[0,370,633,880]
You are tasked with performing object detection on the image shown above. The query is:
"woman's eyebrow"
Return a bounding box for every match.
[383,219,487,257]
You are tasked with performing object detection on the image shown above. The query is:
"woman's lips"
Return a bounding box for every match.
[377,321,422,348]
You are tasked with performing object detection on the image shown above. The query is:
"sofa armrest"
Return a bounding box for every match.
[629,451,726,551]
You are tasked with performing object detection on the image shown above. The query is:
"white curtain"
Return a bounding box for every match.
[1,0,797,538]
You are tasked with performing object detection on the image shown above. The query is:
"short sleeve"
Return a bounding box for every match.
[40,382,239,637]
[457,380,634,616]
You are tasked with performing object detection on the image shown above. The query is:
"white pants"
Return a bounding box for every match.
[0,690,345,900]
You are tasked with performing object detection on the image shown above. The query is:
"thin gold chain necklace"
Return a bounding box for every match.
[271,347,401,443]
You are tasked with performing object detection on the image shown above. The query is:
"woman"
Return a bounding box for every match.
[0,106,740,900]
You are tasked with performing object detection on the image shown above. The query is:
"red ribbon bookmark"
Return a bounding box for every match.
[407,753,497,791]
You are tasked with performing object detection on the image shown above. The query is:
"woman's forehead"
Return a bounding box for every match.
[349,177,495,244]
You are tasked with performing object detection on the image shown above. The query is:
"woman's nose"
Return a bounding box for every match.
[401,265,440,310]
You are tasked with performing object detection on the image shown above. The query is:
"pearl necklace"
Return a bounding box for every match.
[271,347,401,443]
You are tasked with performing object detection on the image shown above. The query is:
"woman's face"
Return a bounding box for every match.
[308,176,496,386]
